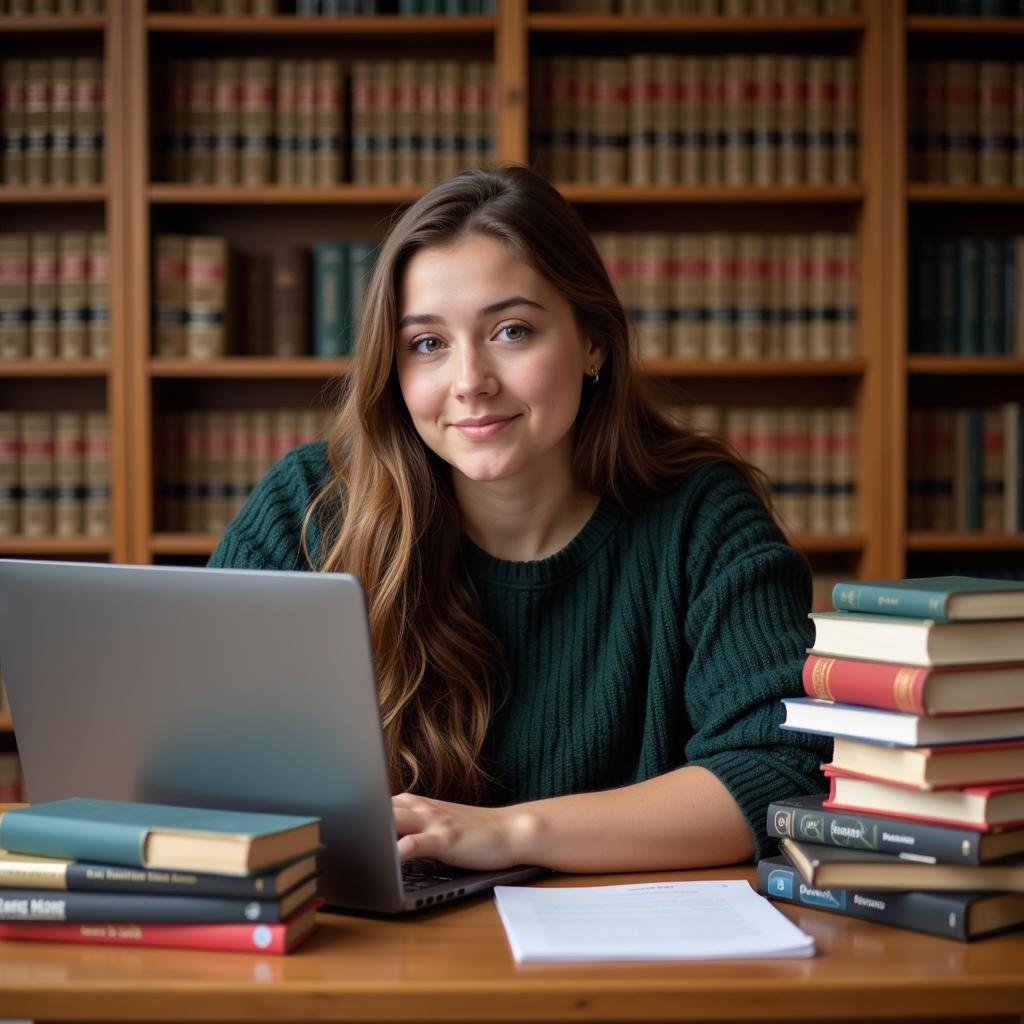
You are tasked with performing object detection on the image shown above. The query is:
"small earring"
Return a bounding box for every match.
[589,365,600,384]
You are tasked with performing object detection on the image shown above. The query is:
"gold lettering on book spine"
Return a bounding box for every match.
[892,667,924,713]
[810,658,835,700]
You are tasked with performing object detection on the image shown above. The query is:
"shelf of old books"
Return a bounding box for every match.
[907,15,1024,35]
[527,14,866,35]
[147,13,496,37]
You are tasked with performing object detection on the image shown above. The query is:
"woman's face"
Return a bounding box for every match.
[395,233,603,490]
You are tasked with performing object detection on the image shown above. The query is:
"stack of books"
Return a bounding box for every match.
[758,576,1024,941]
[0,797,323,954]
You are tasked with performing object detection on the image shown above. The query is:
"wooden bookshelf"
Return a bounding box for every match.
[0,715,13,735]
[0,4,130,565]
[7,0,1019,583]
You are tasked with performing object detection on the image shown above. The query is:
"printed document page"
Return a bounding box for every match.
[493,880,815,962]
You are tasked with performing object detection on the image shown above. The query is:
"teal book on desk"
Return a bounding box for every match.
[0,798,320,877]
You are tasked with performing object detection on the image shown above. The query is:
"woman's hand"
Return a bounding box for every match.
[391,792,540,869]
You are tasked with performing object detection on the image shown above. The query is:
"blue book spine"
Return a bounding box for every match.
[957,239,981,355]
[967,408,983,530]
[312,241,347,358]
[0,814,147,867]
[937,239,958,354]
[1004,239,1016,356]
[980,238,1003,356]
[830,582,954,619]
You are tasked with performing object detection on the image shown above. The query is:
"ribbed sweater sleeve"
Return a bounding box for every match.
[207,441,329,571]
[679,465,831,858]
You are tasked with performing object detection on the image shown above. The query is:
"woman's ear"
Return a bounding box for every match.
[584,336,607,372]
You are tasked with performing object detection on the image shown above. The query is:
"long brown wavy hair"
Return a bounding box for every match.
[304,165,770,804]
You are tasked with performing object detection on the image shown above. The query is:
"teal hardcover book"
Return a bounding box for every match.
[0,798,320,877]
[830,576,1024,622]
[312,241,348,358]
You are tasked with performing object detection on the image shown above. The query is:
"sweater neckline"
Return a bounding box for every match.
[460,496,624,587]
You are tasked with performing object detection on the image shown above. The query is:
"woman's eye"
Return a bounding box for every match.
[411,336,444,354]
[497,322,532,343]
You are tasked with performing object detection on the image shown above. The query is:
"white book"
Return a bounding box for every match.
[493,881,814,963]
[782,698,1024,748]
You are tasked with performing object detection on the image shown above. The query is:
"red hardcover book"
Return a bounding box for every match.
[802,654,1024,716]
[824,769,1024,831]
[0,898,322,955]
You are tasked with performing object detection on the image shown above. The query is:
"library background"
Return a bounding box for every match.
[1,0,1024,799]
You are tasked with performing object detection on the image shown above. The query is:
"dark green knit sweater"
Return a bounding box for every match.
[208,441,829,857]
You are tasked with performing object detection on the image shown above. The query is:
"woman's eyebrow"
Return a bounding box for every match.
[397,296,546,330]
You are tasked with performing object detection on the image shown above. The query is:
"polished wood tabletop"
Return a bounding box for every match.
[0,866,1022,1023]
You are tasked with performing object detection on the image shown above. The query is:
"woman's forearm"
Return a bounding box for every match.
[503,765,754,873]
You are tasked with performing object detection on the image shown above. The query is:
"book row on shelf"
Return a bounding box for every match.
[157,58,495,188]
[907,404,1024,533]
[676,403,855,536]
[535,0,858,12]
[908,1,1024,14]
[910,236,1024,357]
[0,232,110,362]
[156,406,326,533]
[0,799,323,954]
[761,577,1024,942]
[0,0,104,13]
[530,54,857,188]
[594,231,856,361]
[0,410,110,539]
[0,60,106,189]
[157,0,494,12]
[908,60,1024,189]
[153,234,377,358]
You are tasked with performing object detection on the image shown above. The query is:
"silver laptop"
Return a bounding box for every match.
[0,559,540,914]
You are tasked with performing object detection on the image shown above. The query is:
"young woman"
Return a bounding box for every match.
[209,165,829,874]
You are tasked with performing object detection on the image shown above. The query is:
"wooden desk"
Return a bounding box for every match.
[0,866,1022,1024]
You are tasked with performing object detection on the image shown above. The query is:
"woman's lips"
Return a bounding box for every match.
[451,415,519,440]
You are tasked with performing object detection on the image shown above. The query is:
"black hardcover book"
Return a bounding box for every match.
[0,876,318,924]
[767,794,1024,866]
[0,848,320,899]
[757,856,1024,942]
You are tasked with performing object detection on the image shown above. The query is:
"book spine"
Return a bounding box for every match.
[0,916,317,955]
[756,858,971,939]
[0,233,31,359]
[802,654,928,713]
[213,58,241,186]
[50,58,74,187]
[831,582,954,619]
[981,406,1005,531]
[58,232,90,359]
[240,58,274,187]
[704,232,734,360]
[29,232,59,359]
[346,240,375,354]
[670,233,704,359]
[269,246,309,357]
[16,412,53,536]
[678,56,701,185]
[946,60,978,184]
[1,60,26,186]
[312,242,347,357]
[0,412,17,536]
[52,410,84,537]
[188,59,215,185]
[87,231,109,359]
[417,61,440,185]
[295,60,317,187]
[82,410,109,537]
[275,59,298,186]
[24,60,49,186]
[154,235,188,358]
[314,59,342,186]
[185,236,228,359]
[978,60,1012,187]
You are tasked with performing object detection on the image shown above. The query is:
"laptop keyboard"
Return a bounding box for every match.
[401,858,473,892]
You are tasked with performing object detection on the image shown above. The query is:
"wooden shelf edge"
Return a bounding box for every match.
[148,184,424,204]
[906,532,1024,552]
[907,356,1024,375]
[0,715,13,734]
[151,534,219,557]
[529,13,865,33]
[0,15,105,32]
[0,359,111,378]
[560,184,865,204]
[907,14,1024,34]
[149,357,352,378]
[790,535,865,553]
[908,185,1024,204]
[0,187,106,204]
[147,13,494,34]
[0,537,112,556]
[643,358,865,377]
